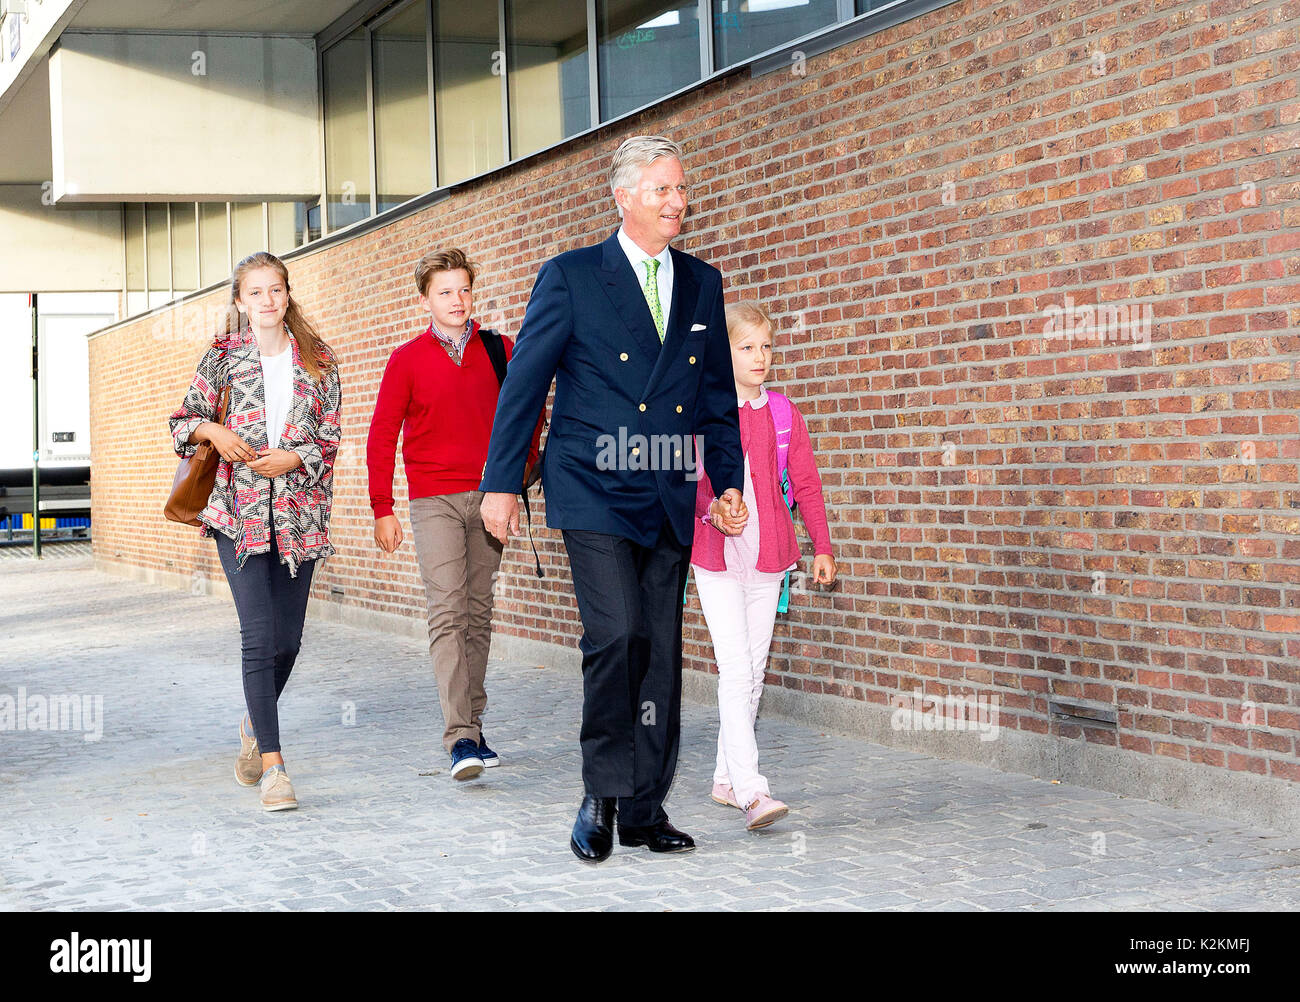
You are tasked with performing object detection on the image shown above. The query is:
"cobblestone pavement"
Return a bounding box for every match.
[4,555,1299,912]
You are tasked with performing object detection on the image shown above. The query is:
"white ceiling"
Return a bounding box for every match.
[68,0,361,33]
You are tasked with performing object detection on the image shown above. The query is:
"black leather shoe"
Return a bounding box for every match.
[570,795,617,863]
[617,818,696,853]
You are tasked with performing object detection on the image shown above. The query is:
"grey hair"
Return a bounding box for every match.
[610,135,685,217]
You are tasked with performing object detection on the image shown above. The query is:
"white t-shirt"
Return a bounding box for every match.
[260,347,293,450]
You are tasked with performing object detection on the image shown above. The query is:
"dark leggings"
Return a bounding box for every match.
[214,532,315,755]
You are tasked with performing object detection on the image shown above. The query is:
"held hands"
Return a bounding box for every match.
[481,491,521,545]
[709,488,749,536]
[374,514,404,553]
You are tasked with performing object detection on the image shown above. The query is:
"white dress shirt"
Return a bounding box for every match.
[617,225,673,332]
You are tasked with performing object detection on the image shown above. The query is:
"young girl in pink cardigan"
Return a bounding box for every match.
[691,302,836,831]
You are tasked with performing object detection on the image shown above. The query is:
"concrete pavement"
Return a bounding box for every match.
[3,553,1299,911]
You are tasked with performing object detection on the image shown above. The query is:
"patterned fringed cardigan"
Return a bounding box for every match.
[169,327,343,577]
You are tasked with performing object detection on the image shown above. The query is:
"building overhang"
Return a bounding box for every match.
[0,0,358,195]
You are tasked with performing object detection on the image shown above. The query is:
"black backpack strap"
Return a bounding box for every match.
[479,328,543,578]
[521,491,543,578]
[478,328,508,386]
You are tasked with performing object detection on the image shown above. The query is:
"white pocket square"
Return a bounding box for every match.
[690,323,707,331]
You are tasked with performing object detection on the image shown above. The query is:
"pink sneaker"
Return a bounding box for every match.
[744,794,789,830]
[711,783,740,809]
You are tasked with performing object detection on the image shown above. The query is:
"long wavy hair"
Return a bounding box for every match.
[219,252,335,382]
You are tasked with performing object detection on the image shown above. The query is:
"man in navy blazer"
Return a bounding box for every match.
[480,135,747,862]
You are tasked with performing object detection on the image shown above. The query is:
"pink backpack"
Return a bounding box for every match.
[768,390,795,512]
[767,390,798,612]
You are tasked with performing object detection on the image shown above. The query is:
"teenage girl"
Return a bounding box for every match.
[169,252,342,812]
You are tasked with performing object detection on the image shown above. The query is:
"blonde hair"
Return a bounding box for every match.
[220,252,334,382]
[415,247,478,296]
[725,301,774,344]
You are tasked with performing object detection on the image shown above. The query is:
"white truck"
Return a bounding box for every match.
[0,292,115,540]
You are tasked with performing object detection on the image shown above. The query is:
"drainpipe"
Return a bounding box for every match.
[31,292,41,559]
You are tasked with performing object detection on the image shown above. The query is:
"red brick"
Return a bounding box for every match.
[87,0,1300,792]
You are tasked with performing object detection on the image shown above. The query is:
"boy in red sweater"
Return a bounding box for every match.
[367,248,540,780]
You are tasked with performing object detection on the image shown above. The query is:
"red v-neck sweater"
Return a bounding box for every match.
[367,325,538,518]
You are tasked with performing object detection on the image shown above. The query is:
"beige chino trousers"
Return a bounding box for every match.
[409,491,504,753]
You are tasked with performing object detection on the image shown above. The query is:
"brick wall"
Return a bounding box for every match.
[91,0,1300,790]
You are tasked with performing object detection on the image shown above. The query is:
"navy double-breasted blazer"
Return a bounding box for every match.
[479,229,743,547]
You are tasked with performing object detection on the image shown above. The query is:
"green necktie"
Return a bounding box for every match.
[642,258,665,343]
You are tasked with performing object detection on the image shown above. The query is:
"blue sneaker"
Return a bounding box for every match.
[450,737,484,780]
[478,734,500,768]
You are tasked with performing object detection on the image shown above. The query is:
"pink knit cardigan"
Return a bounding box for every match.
[690,389,831,573]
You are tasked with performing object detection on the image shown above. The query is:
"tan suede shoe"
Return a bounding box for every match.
[260,767,298,812]
[235,716,262,787]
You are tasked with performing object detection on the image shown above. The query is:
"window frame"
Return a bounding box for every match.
[311,0,955,244]
[110,0,954,326]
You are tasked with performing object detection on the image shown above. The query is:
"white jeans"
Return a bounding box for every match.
[693,562,785,807]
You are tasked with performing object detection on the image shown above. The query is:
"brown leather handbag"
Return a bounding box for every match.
[163,381,230,526]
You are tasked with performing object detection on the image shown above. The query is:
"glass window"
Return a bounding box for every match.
[713,0,838,68]
[145,203,170,292]
[323,29,373,230]
[856,0,894,12]
[375,2,433,210]
[598,1,700,121]
[298,201,322,246]
[507,0,590,157]
[200,203,229,287]
[230,203,265,266]
[268,202,299,256]
[124,204,145,293]
[170,203,199,292]
[435,1,505,185]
